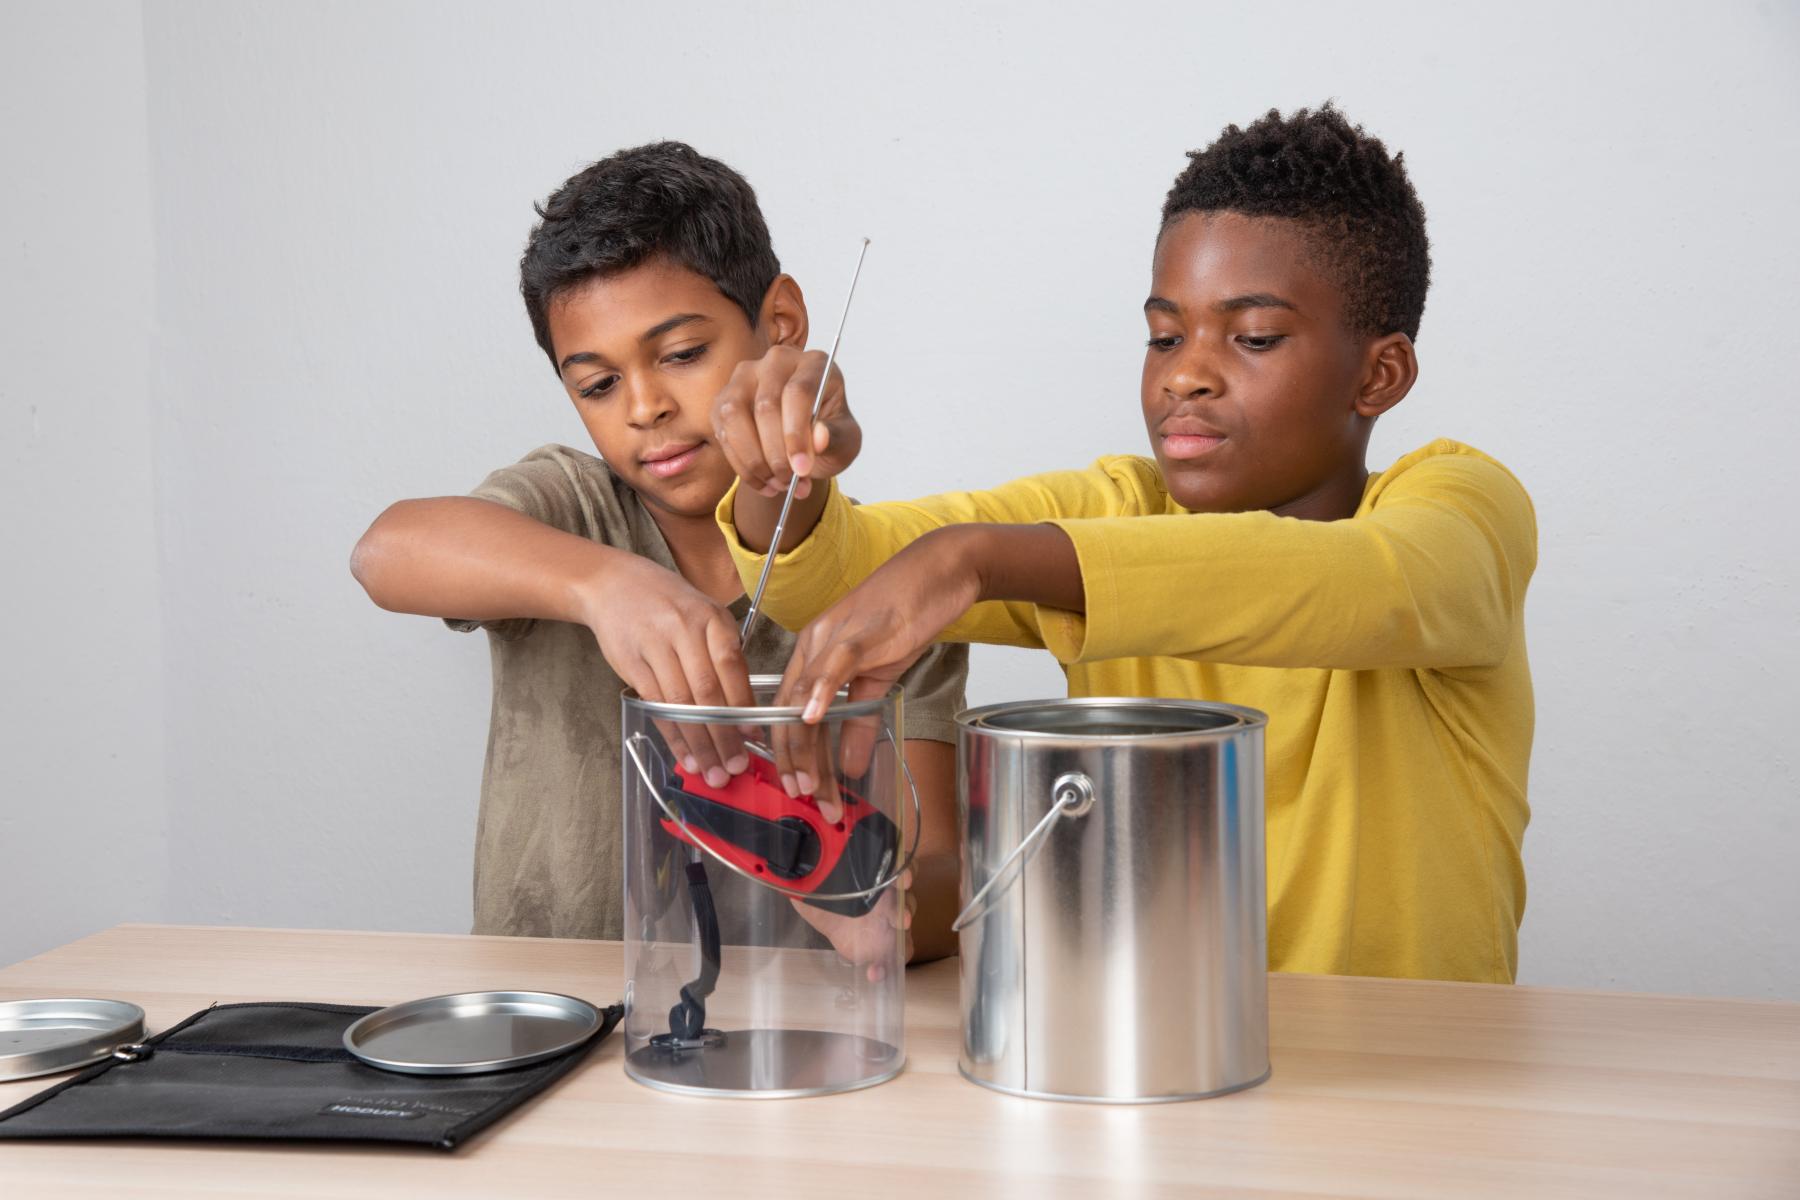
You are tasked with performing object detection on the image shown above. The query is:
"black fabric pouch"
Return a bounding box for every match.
[0,1000,622,1151]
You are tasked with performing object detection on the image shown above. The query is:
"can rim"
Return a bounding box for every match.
[957,695,1268,740]
[623,675,899,724]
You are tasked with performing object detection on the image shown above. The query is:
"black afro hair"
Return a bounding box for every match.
[1162,103,1431,341]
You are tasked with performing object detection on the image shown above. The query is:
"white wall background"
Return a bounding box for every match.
[3,1,167,968]
[4,0,1797,1000]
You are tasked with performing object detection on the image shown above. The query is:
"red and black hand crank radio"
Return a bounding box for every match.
[662,751,898,917]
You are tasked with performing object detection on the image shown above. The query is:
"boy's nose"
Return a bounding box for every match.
[1166,350,1223,399]
[625,381,678,428]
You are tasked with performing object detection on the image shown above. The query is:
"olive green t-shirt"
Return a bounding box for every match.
[447,444,969,944]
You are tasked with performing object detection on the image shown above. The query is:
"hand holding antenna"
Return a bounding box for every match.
[734,238,871,646]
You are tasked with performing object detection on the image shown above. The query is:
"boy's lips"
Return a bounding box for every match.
[640,440,705,478]
[1160,430,1227,460]
[1159,422,1231,460]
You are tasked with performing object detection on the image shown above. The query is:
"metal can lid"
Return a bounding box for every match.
[960,696,1267,740]
[343,991,602,1076]
[0,998,147,1082]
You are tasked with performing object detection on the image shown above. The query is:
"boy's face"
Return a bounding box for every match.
[548,258,782,520]
[1141,211,1376,516]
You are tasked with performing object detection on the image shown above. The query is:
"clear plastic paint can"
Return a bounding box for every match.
[620,676,915,1098]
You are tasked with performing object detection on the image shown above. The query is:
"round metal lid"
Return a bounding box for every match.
[343,991,602,1076]
[0,997,147,1082]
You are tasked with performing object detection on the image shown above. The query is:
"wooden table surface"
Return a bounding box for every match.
[1,924,1796,1198]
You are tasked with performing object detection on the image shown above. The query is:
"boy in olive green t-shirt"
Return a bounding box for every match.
[352,143,968,969]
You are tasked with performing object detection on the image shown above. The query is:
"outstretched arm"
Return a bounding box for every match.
[351,496,756,784]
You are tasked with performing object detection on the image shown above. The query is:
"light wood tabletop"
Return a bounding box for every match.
[0,924,1795,1198]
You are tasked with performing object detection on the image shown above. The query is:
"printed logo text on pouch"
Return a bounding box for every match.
[320,1096,476,1120]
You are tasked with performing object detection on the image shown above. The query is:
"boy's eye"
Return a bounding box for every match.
[1145,335,1181,352]
[1237,334,1287,352]
[577,374,619,399]
[663,344,709,366]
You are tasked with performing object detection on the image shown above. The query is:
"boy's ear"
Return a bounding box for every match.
[757,274,809,349]
[1353,332,1418,419]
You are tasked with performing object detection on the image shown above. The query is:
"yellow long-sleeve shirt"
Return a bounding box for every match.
[719,439,1536,983]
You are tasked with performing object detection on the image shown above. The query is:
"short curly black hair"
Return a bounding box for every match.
[1162,104,1430,341]
[520,141,780,367]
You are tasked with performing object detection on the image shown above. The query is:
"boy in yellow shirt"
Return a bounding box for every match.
[708,105,1536,983]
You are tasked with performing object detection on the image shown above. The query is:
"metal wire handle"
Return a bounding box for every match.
[951,772,1096,933]
[624,723,921,905]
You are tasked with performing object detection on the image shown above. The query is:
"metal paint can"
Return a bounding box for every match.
[953,697,1269,1102]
